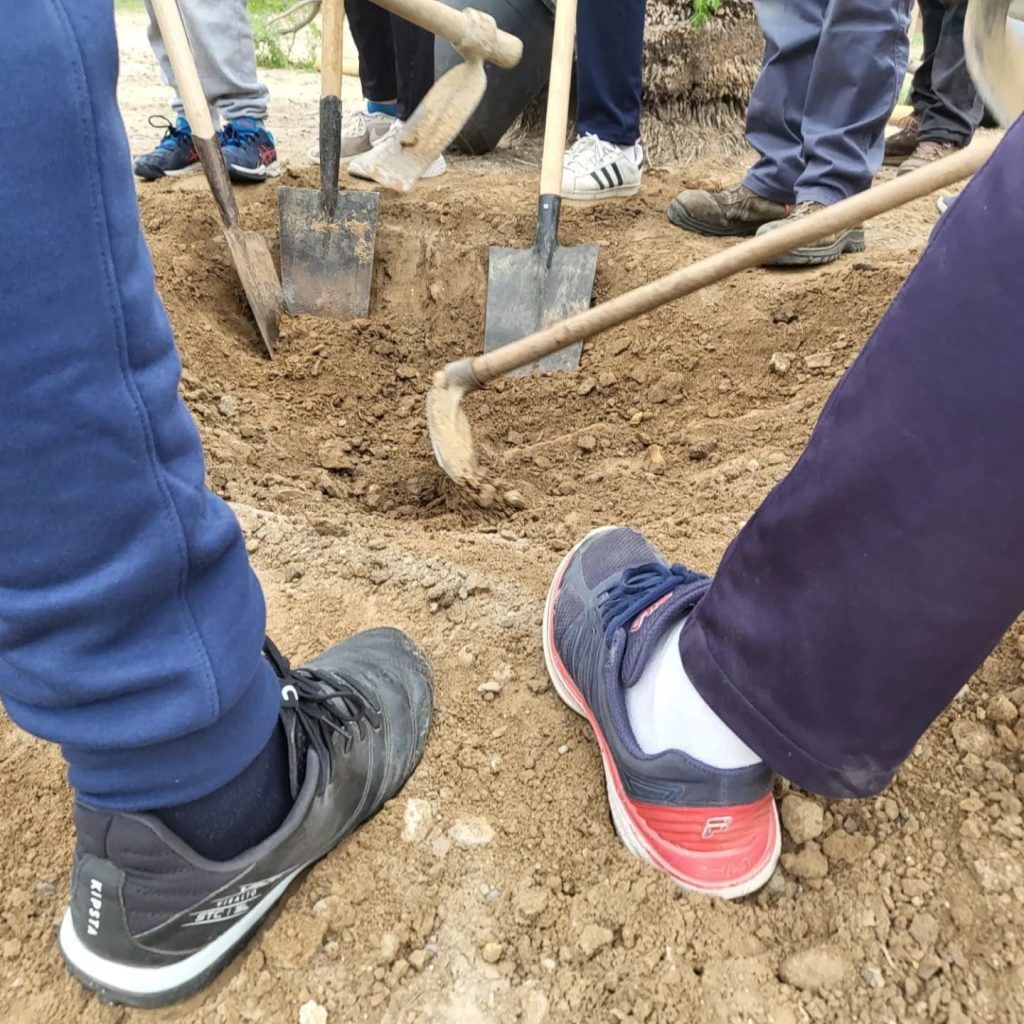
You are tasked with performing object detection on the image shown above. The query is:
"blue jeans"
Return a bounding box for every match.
[575,0,647,145]
[744,0,913,204]
[0,0,280,811]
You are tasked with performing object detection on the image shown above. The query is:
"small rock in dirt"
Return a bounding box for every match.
[972,849,1024,892]
[648,371,686,404]
[503,489,527,509]
[515,886,549,920]
[645,445,666,475]
[687,438,717,461]
[803,352,834,370]
[519,986,550,1024]
[379,932,401,963]
[316,440,355,472]
[477,678,503,699]
[769,352,792,375]
[598,371,618,389]
[481,942,504,964]
[779,947,849,991]
[822,830,875,864]
[298,1000,328,1024]
[578,924,614,959]
[909,911,939,948]
[448,818,495,848]
[577,434,597,452]
[408,949,430,971]
[527,676,550,695]
[987,694,1018,723]
[860,965,884,990]
[218,395,240,418]
[1,939,21,961]
[952,720,995,758]
[402,798,433,843]
[782,841,829,880]
[457,647,476,668]
[780,794,824,844]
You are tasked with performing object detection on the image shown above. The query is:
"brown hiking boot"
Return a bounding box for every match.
[896,138,962,175]
[755,201,865,268]
[883,113,920,166]
[666,183,790,237]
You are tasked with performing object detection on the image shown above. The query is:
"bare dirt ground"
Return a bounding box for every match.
[0,13,1018,1024]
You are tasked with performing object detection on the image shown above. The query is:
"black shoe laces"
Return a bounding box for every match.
[148,114,187,151]
[264,638,383,797]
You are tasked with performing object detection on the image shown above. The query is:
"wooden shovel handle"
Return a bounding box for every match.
[150,0,241,230]
[470,138,1000,385]
[321,0,344,99]
[369,0,523,68]
[539,0,578,197]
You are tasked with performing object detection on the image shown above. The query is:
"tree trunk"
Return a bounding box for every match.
[642,1,762,160]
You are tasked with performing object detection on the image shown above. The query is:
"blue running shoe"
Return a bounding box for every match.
[133,115,199,181]
[219,118,280,182]
[543,526,781,898]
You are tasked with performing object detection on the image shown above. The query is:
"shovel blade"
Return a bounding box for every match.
[484,242,598,374]
[278,187,379,318]
[351,62,486,192]
[223,226,283,357]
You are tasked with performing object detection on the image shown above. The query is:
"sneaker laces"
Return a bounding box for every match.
[219,119,266,147]
[149,114,189,151]
[371,119,405,148]
[564,133,619,173]
[264,638,383,798]
[343,109,381,138]
[598,562,705,641]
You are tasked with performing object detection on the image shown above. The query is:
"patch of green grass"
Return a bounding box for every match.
[690,0,722,27]
[248,0,319,70]
[114,0,143,11]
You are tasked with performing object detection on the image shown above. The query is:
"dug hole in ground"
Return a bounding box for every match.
[2,13,1020,1024]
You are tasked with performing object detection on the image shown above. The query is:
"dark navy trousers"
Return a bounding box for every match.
[684,115,1024,798]
[576,0,647,145]
[744,0,913,204]
[0,0,281,811]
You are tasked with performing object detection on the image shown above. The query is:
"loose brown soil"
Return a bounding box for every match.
[1,18,1018,1024]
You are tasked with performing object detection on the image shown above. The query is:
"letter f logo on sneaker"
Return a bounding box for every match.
[543,526,781,898]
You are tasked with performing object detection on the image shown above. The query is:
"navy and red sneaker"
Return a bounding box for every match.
[543,526,780,898]
[133,115,200,181]
[218,118,280,183]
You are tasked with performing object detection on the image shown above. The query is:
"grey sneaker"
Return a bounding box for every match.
[756,201,865,267]
[543,526,780,898]
[667,183,790,237]
[308,108,396,164]
[58,629,433,1008]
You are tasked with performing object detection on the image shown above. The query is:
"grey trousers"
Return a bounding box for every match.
[744,0,913,205]
[143,0,270,124]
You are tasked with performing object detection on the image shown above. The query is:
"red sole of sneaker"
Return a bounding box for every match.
[542,527,781,899]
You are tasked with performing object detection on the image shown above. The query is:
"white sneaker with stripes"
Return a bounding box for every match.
[561,133,643,201]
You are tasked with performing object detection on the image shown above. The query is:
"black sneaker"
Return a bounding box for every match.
[58,629,433,1008]
[133,115,200,181]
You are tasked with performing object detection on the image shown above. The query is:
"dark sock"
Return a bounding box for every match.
[154,723,293,860]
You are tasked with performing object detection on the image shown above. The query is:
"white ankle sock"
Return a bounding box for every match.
[617,141,643,166]
[625,619,761,768]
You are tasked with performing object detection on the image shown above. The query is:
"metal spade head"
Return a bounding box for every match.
[222,226,283,357]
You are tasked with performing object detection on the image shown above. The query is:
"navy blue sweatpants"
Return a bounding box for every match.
[0,0,281,811]
[684,116,1024,798]
[744,0,913,204]
[576,0,647,145]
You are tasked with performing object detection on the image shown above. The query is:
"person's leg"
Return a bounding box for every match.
[794,0,912,204]
[346,0,399,106]
[885,0,939,165]
[681,115,1024,798]
[742,0,825,205]
[560,0,647,201]
[143,0,269,123]
[914,0,983,145]
[575,0,646,145]
[390,12,435,122]
[4,3,432,1003]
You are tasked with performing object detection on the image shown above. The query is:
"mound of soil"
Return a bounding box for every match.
[1,163,1020,1024]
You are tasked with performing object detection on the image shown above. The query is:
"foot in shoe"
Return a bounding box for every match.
[347,119,446,182]
[667,183,789,237]
[755,200,865,267]
[219,118,280,182]
[543,526,780,898]
[132,115,200,181]
[58,629,433,1008]
[897,138,962,175]
[561,134,643,201]
[883,113,920,166]
[308,108,397,164]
